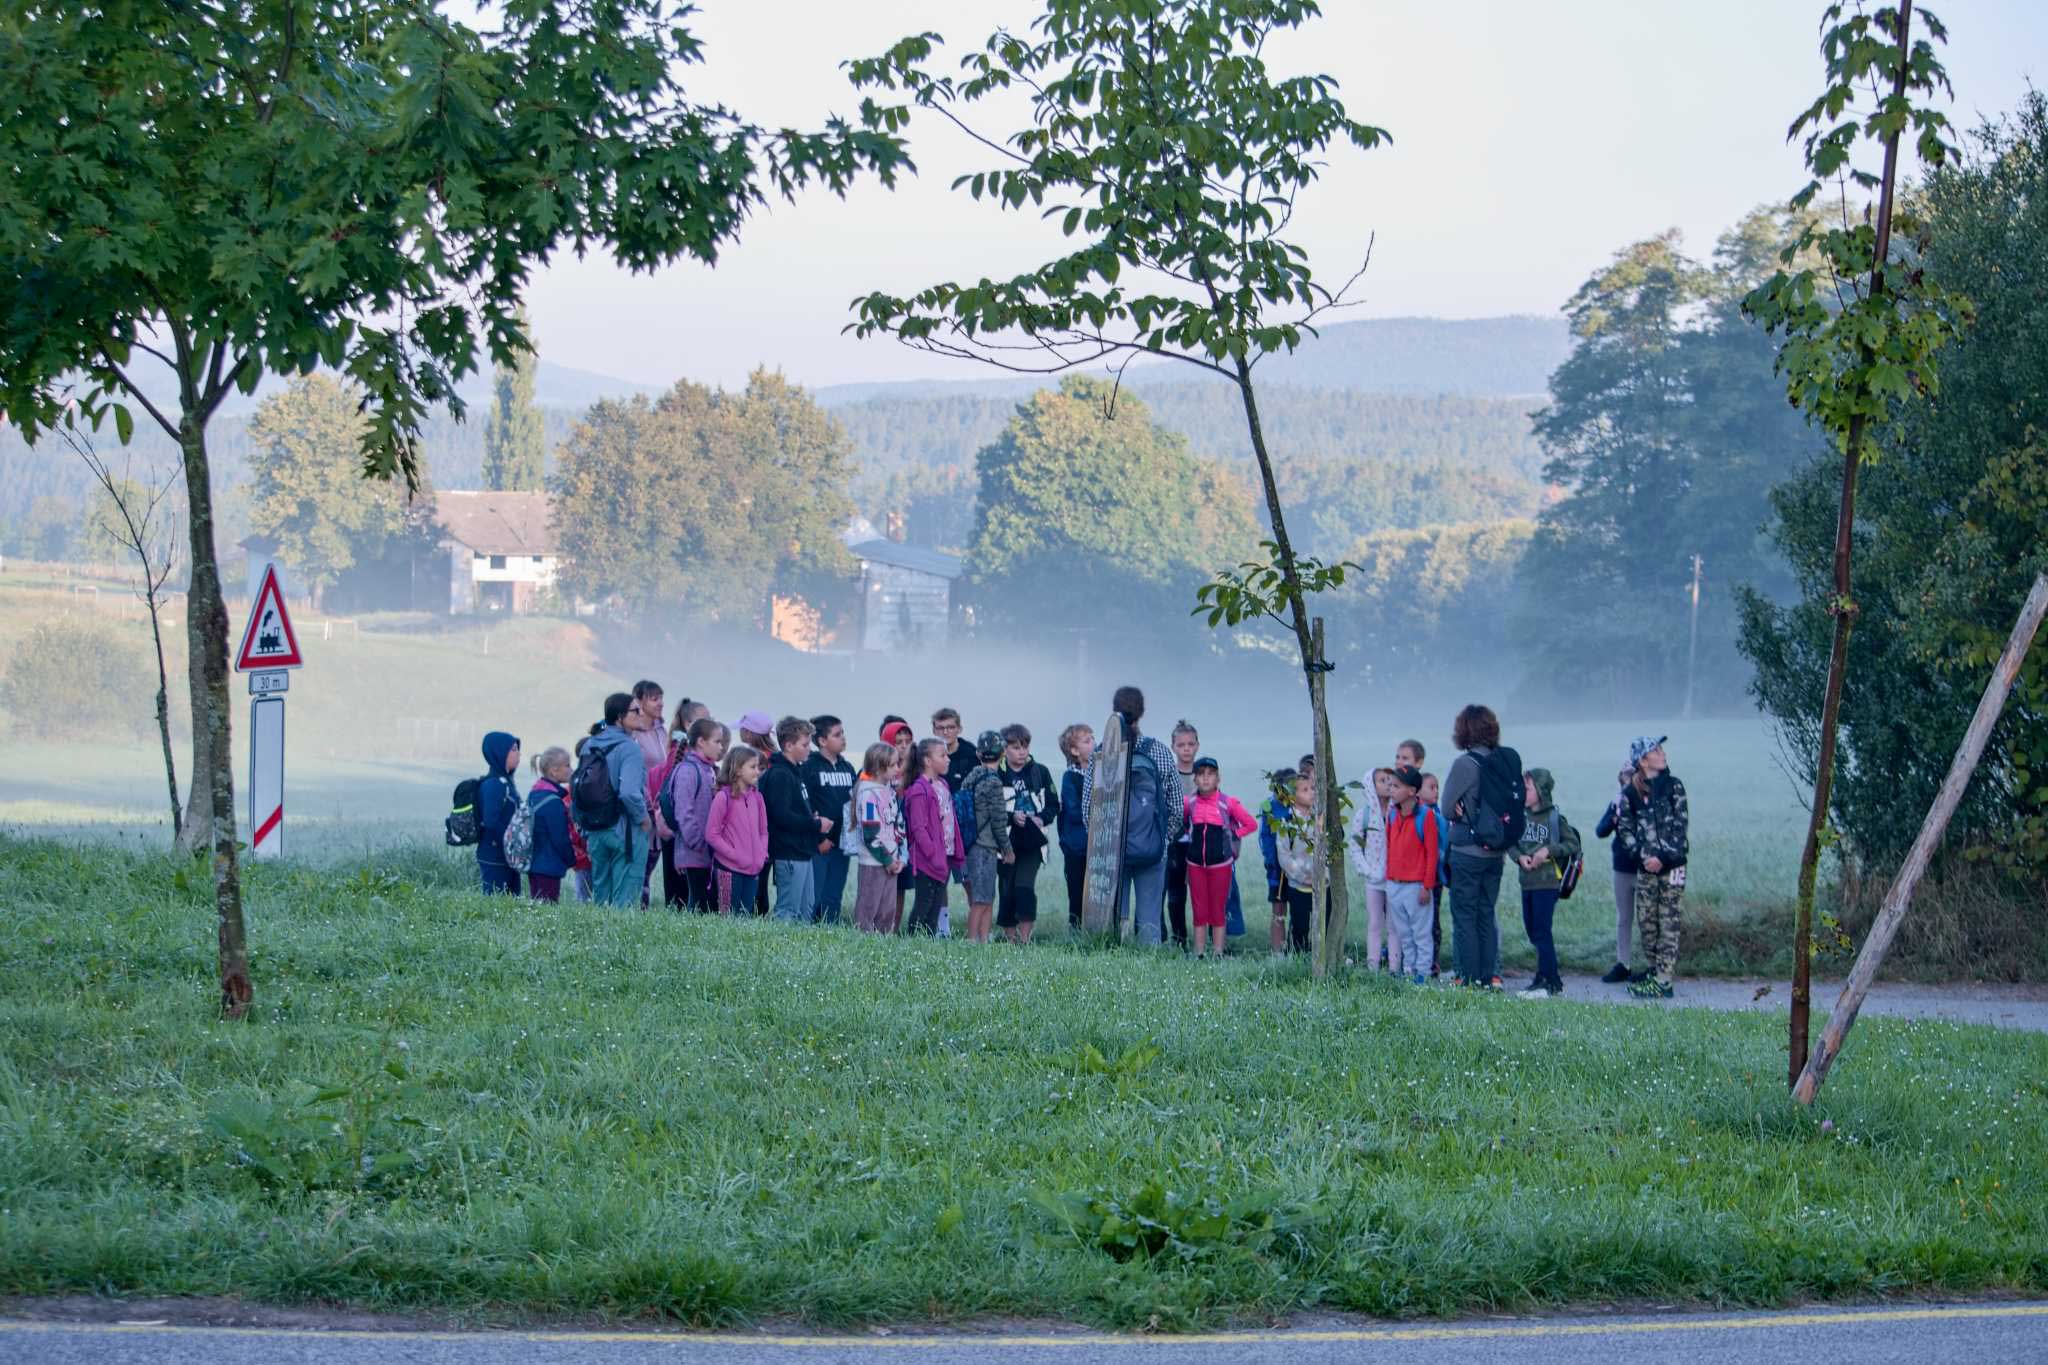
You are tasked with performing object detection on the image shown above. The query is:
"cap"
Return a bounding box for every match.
[1192,755,1219,772]
[880,720,914,746]
[1389,764,1423,790]
[738,709,774,737]
[975,729,1005,761]
[1628,735,1667,769]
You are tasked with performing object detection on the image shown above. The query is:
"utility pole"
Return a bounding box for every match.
[1682,554,1703,720]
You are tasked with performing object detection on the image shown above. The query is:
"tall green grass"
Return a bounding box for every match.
[1,837,2042,1329]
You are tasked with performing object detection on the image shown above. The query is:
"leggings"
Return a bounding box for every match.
[906,873,948,935]
[1613,868,1638,963]
[1281,884,1315,953]
[1063,849,1087,929]
[659,838,687,908]
[1364,882,1393,969]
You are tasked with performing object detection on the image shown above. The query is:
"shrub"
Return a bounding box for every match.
[1,617,152,737]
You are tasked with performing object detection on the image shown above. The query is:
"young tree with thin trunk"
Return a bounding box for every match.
[1742,0,1970,1084]
[0,0,912,1019]
[847,0,1384,973]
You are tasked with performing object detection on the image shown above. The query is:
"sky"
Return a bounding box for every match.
[522,0,2048,391]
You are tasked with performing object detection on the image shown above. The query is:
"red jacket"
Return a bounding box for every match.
[1384,802,1439,891]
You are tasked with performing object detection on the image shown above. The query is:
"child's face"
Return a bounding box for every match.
[886,755,904,786]
[1292,777,1315,810]
[1641,745,1668,775]
[1373,770,1393,800]
[1419,775,1439,805]
[1195,768,1219,795]
[1173,731,1199,767]
[737,755,762,787]
[701,731,727,764]
[1395,745,1420,769]
[819,724,845,758]
[545,756,571,784]
[783,732,812,765]
[1005,740,1030,769]
[505,743,522,773]
[1390,778,1417,808]
[1071,731,1095,766]
[1524,775,1539,810]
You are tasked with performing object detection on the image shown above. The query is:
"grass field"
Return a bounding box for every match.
[1,837,2043,1330]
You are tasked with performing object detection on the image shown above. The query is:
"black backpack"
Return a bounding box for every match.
[571,740,623,830]
[1124,743,1168,868]
[445,775,485,846]
[1464,746,1526,853]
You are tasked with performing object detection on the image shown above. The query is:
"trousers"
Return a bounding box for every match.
[1385,880,1433,977]
[1447,850,1504,983]
[1636,869,1684,981]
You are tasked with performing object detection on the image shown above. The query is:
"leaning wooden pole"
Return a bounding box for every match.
[1793,573,2048,1105]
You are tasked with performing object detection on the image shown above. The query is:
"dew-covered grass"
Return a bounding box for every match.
[1,836,2043,1329]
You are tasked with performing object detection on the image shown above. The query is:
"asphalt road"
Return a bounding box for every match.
[1553,971,2048,1033]
[5,1303,2046,1364]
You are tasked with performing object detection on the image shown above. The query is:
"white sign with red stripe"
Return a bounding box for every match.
[249,695,285,860]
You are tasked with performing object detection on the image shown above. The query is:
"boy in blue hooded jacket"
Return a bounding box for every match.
[477,730,523,894]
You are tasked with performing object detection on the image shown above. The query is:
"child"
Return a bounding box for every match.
[1182,756,1257,959]
[803,714,857,925]
[998,724,1058,945]
[961,729,1013,945]
[761,716,827,924]
[525,746,577,904]
[903,737,966,935]
[477,731,523,895]
[1347,767,1395,971]
[1258,766,1299,953]
[705,743,769,915]
[846,742,905,933]
[1165,720,1201,950]
[1056,723,1095,932]
[1616,736,1688,999]
[1593,757,1640,984]
[1513,768,1581,999]
[737,709,776,915]
[883,718,917,925]
[668,718,726,912]
[1396,738,1426,771]
[1382,765,1440,984]
[1272,772,1320,954]
[1419,772,1449,976]
[650,722,688,908]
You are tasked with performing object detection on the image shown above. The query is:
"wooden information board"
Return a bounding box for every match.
[1080,713,1128,937]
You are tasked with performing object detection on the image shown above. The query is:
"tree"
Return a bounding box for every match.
[248,376,425,606]
[552,369,857,623]
[1741,0,1970,1084]
[482,305,547,492]
[968,377,1258,633]
[848,0,1385,973]
[1743,93,2048,880]
[1327,519,1536,697]
[1273,457,1536,562]
[0,0,911,1017]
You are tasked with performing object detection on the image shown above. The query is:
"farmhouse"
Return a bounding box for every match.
[850,538,963,652]
[432,490,558,615]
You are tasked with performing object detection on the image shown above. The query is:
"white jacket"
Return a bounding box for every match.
[1347,784,1388,885]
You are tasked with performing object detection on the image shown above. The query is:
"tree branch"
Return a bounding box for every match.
[96,348,180,439]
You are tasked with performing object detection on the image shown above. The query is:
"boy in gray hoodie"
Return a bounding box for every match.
[1512,767,1579,999]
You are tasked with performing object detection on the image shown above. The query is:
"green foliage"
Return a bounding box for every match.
[1031,1177,1319,1264]
[1196,541,1356,630]
[0,618,152,737]
[482,306,548,493]
[552,369,855,620]
[970,377,1258,632]
[1741,94,2048,873]
[1326,520,1537,694]
[247,376,434,602]
[0,0,911,481]
[3,496,80,561]
[205,1045,428,1194]
[1514,215,1816,709]
[1742,4,1970,460]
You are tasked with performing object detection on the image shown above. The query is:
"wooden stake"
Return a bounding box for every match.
[1793,573,2048,1104]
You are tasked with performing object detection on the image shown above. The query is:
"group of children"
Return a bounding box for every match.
[465,687,1687,994]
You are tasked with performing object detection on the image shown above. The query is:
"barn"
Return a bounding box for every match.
[850,539,962,652]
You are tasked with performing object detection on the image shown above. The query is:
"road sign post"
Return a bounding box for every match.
[234,562,302,861]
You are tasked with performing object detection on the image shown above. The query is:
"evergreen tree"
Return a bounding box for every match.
[482,307,547,492]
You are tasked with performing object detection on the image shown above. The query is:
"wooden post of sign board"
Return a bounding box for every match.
[1793,573,2048,1104]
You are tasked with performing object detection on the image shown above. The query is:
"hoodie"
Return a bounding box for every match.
[706,783,769,875]
[1513,768,1581,891]
[904,773,966,882]
[669,750,719,871]
[1272,805,1319,891]
[477,731,521,866]
[1057,765,1089,856]
[1346,786,1388,884]
[761,751,818,861]
[964,764,1011,854]
[801,748,858,850]
[581,726,648,833]
[525,777,575,880]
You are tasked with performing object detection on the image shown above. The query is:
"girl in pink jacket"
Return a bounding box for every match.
[706,744,769,914]
[1183,756,1258,959]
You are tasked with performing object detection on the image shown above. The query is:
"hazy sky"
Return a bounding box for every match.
[523,0,2048,390]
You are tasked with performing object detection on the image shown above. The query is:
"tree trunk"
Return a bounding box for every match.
[146,581,183,845]
[1793,573,2048,1104]
[1789,0,1916,1086]
[177,412,252,1020]
[1231,364,1350,977]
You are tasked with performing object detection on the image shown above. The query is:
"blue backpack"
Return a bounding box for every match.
[1124,744,1168,868]
[953,781,978,847]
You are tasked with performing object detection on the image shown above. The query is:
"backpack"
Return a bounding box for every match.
[1555,812,1584,899]
[1124,743,1168,868]
[953,778,979,847]
[571,740,623,830]
[1463,746,1527,853]
[504,795,541,872]
[445,775,484,846]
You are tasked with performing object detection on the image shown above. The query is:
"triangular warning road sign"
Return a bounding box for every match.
[235,563,304,671]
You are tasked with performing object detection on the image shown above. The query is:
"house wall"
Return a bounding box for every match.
[446,548,558,615]
[859,562,951,652]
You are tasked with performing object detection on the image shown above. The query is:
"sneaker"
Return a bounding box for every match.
[1410,971,1428,986]
[1516,982,1555,1000]
[1600,962,1630,984]
[1545,977,1565,996]
[1485,976,1506,993]
[1628,977,1675,1000]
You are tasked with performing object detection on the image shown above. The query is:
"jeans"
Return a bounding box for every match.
[1386,880,1433,977]
[478,857,520,896]
[1112,857,1170,946]
[812,851,850,924]
[1063,848,1086,929]
[1612,868,1638,964]
[587,822,640,907]
[1447,850,1504,983]
[907,873,948,935]
[1225,877,1245,938]
[717,867,758,915]
[1521,886,1561,985]
[773,858,817,923]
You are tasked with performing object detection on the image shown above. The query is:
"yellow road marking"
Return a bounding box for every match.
[1,1303,2045,1348]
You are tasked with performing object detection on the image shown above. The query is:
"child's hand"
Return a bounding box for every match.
[1535,847,1551,864]
[1000,848,1015,865]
